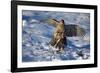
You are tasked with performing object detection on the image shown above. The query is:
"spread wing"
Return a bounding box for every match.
[47,19,59,27]
[65,25,85,37]
[46,19,85,37]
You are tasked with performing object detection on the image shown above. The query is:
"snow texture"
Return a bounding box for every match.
[22,10,90,62]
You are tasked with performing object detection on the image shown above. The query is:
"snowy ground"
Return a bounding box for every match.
[22,10,90,62]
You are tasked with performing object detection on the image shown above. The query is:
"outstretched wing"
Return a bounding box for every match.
[65,25,85,37]
[47,19,59,27]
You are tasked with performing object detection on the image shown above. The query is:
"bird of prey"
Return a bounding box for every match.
[47,19,85,52]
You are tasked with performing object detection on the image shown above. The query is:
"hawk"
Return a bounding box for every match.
[47,19,85,52]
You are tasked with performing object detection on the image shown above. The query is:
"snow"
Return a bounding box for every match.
[22,10,90,62]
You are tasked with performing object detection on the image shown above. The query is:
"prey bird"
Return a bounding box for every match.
[47,19,85,52]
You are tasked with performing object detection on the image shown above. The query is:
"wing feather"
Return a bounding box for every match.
[65,25,85,37]
[47,19,59,27]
